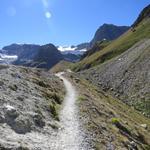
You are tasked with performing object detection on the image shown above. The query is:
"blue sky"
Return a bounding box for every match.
[0,0,149,48]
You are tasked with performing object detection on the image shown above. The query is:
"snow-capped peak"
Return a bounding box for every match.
[57,46,77,52]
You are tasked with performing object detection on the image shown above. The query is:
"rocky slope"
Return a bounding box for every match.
[65,72,150,149]
[80,39,150,117]
[0,64,65,149]
[0,64,150,149]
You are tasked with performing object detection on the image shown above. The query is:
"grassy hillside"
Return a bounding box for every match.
[50,60,73,73]
[73,19,150,71]
[81,40,111,59]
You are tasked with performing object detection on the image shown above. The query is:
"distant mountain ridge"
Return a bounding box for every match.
[33,44,63,69]
[1,24,131,69]
[2,43,84,68]
[3,43,63,69]
[3,44,40,57]
[3,44,40,64]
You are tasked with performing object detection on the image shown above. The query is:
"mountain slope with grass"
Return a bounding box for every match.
[81,40,111,60]
[50,60,73,73]
[72,6,150,71]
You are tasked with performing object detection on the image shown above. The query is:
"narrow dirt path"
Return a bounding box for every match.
[55,72,91,150]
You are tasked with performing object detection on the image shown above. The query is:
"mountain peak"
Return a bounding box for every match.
[102,23,115,27]
[101,23,128,28]
[132,4,150,27]
[90,24,130,46]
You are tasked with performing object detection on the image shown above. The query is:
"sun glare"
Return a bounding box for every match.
[45,11,52,19]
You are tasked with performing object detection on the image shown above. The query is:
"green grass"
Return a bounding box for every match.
[78,76,150,147]
[77,95,87,103]
[82,40,111,59]
[49,103,60,121]
[111,118,132,136]
[135,100,150,117]
[111,118,120,125]
[42,90,62,104]
[72,19,150,71]
[144,145,150,150]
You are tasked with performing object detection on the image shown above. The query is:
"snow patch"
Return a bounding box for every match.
[58,46,87,55]
[0,53,18,64]
[58,46,77,52]
[0,54,18,59]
